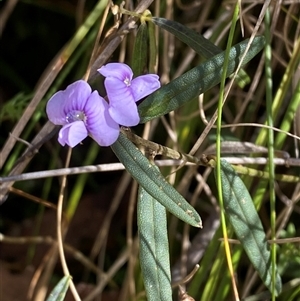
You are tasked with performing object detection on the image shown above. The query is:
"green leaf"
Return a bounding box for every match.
[151,17,225,59]
[111,132,202,228]
[148,17,157,73]
[215,159,282,295]
[138,185,172,301]
[138,36,265,123]
[132,21,148,76]
[46,275,71,301]
[151,17,250,88]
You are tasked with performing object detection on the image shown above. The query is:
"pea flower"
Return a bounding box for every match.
[98,63,160,126]
[46,80,119,147]
[46,63,160,148]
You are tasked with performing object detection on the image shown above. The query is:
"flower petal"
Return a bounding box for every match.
[98,63,133,82]
[130,74,161,102]
[85,91,120,146]
[46,80,91,125]
[62,80,92,113]
[103,77,139,126]
[46,90,69,125]
[58,121,88,147]
[109,100,140,127]
[97,63,160,126]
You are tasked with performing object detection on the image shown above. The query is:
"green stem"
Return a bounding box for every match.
[264,8,276,299]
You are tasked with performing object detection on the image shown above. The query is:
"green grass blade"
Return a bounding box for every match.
[215,4,239,299]
[111,133,202,228]
[138,37,265,123]
[215,159,282,295]
[264,8,277,300]
[151,17,250,88]
[138,185,172,301]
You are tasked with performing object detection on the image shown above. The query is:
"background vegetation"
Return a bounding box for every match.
[1,0,299,300]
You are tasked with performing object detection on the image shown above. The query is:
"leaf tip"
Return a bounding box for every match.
[196,220,203,228]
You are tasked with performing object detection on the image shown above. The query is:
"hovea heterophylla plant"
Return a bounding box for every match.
[44,27,281,299]
[4,3,292,299]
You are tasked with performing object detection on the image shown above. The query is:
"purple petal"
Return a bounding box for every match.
[62,80,92,113]
[130,74,161,102]
[84,91,120,146]
[46,90,69,125]
[58,121,88,147]
[98,63,133,82]
[104,77,139,126]
[109,100,140,126]
[46,80,91,125]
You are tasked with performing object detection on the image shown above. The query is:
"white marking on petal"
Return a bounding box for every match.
[124,77,131,86]
[66,110,86,123]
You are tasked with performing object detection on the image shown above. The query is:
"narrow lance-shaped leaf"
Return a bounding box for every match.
[46,275,71,301]
[151,17,250,87]
[111,132,202,228]
[148,16,158,73]
[138,36,265,123]
[138,185,172,301]
[132,21,148,76]
[215,159,282,295]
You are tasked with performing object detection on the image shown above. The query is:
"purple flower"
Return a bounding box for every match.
[46,80,119,147]
[46,64,160,148]
[98,63,161,126]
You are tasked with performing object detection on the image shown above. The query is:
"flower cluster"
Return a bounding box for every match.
[46,63,160,147]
